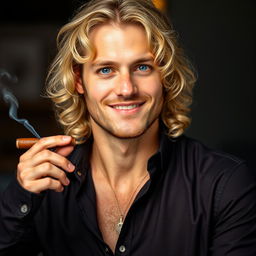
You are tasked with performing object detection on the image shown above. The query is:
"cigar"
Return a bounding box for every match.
[16,137,76,149]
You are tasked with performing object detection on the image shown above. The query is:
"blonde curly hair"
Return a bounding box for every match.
[46,0,196,144]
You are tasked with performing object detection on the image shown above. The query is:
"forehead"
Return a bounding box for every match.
[88,23,152,62]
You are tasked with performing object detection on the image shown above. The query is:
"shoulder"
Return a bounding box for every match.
[162,133,256,195]
[172,135,247,175]
[173,135,256,212]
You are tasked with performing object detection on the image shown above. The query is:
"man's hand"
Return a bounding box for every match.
[17,135,75,194]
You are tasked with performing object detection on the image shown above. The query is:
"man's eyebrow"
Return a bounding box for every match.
[91,57,155,67]
[133,57,155,64]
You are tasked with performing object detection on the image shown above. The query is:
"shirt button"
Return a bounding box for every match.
[20,204,28,214]
[77,171,82,176]
[119,245,126,253]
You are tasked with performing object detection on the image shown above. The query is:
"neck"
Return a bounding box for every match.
[90,119,159,189]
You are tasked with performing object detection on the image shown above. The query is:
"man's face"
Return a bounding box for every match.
[76,23,163,139]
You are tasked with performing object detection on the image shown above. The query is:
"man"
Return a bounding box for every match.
[1,0,256,255]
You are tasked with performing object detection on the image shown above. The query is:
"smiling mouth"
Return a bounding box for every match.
[112,104,139,110]
[110,102,145,110]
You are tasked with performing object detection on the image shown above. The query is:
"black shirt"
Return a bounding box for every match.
[1,132,256,256]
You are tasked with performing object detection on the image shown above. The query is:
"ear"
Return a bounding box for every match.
[74,65,85,94]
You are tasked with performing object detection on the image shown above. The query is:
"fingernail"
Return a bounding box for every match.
[62,136,71,141]
[68,163,75,171]
[59,186,64,192]
[65,178,70,185]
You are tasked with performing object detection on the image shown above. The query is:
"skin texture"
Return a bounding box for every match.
[75,23,163,252]
[17,23,163,252]
[76,23,163,140]
[17,136,75,194]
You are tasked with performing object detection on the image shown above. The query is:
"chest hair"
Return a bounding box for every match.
[96,192,124,252]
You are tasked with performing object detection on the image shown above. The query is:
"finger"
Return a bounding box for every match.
[55,145,75,157]
[21,163,70,187]
[20,149,75,173]
[27,178,65,194]
[20,135,72,161]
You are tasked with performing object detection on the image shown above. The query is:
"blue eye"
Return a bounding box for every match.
[99,67,112,74]
[138,65,149,71]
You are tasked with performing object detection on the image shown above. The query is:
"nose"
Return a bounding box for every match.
[115,72,137,97]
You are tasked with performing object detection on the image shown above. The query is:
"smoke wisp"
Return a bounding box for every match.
[0,69,41,138]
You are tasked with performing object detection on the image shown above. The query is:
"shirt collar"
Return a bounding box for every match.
[147,123,178,177]
[68,123,180,181]
[68,137,93,182]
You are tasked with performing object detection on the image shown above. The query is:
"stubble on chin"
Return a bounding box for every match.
[89,113,159,140]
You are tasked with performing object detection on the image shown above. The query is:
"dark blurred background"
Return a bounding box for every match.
[0,0,255,192]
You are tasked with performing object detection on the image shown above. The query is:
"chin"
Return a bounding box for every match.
[109,120,157,139]
[110,129,146,140]
[91,115,159,140]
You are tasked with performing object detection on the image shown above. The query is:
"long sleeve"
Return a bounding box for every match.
[210,163,256,255]
[0,177,44,255]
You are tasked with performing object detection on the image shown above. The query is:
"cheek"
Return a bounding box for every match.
[85,78,112,101]
[142,77,163,100]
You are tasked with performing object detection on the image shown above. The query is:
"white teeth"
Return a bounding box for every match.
[113,104,139,110]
